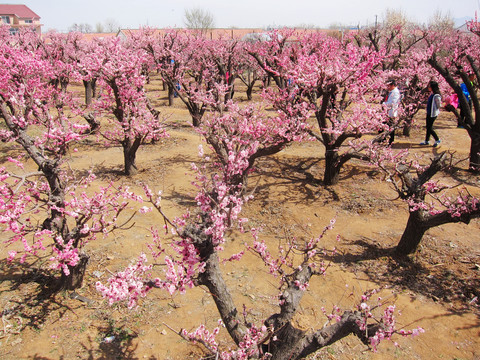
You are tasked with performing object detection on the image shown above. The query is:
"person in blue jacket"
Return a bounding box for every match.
[459,73,475,128]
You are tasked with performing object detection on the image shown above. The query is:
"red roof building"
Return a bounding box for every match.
[0,4,41,34]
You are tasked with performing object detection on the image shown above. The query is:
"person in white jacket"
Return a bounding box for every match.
[420,80,441,147]
[383,79,401,145]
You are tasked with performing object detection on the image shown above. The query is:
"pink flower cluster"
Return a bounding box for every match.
[96,253,154,309]
[250,236,283,275]
[355,289,425,352]
[191,141,253,247]
[50,236,80,275]
[321,305,343,322]
[443,190,479,218]
[180,321,272,359]
[181,322,220,353]
[220,323,269,360]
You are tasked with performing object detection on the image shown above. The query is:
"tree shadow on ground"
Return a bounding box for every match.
[78,138,120,152]
[0,258,158,360]
[89,320,143,360]
[250,155,386,207]
[250,156,339,205]
[447,163,480,187]
[73,164,126,182]
[0,143,25,163]
[325,237,480,323]
[161,189,197,208]
[0,259,79,331]
[75,311,162,360]
[161,153,198,169]
[69,152,198,184]
[30,334,157,360]
[390,142,413,150]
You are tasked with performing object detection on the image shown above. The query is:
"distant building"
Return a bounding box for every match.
[0,4,41,34]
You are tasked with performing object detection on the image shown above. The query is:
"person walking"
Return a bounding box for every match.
[420,80,442,147]
[383,79,401,145]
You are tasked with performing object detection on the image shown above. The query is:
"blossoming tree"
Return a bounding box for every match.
[251,31,389,185]
[198,100,310,191]
[141,30,229,127]
[93,37,168,175]
[97,106,422,359]
[425,25,480,171]
[0,32,138,290]
[365,145,480,255]
[356,19,430,137]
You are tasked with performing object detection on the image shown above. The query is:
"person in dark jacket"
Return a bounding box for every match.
[420,81,441,147]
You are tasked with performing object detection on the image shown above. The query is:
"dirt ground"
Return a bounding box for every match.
[0,79,479,359]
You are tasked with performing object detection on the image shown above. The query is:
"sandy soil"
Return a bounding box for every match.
[0,79,479,360]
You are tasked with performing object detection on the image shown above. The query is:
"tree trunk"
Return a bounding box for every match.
[123,146,138,176]
[123,138,141,176]
[395,211,427,255]
[192,114,201,127]
[197,251,247,346]
[60,78,69,93]
[168,83,175,106]
[1,102,91,292]
[266,311,373,360]
[402,117,413,137]
[59,253,89,290]
[83,113,100,134]
[182,221,248,346]
[83,79,97,106]
[323,149,340,186]
[142,65,150,84]
[246,84,254,101]
[266,322,306,359]
[469,128,480,171]
[245,71,254,100]
[225,79,235,103]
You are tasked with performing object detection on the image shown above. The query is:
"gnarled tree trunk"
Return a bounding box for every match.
[59,253,89,290]
[395,211,428,255]
[469,129,480,171]
[395,207,480,256]
[167,83,175,106]
[83,78,97,106]
[185,217,378,359]
[122,137,141,176]
[323,149,341,186]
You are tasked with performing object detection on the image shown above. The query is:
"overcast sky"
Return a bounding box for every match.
[8,0,479,32]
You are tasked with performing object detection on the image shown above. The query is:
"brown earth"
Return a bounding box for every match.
[0,78,479,360]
